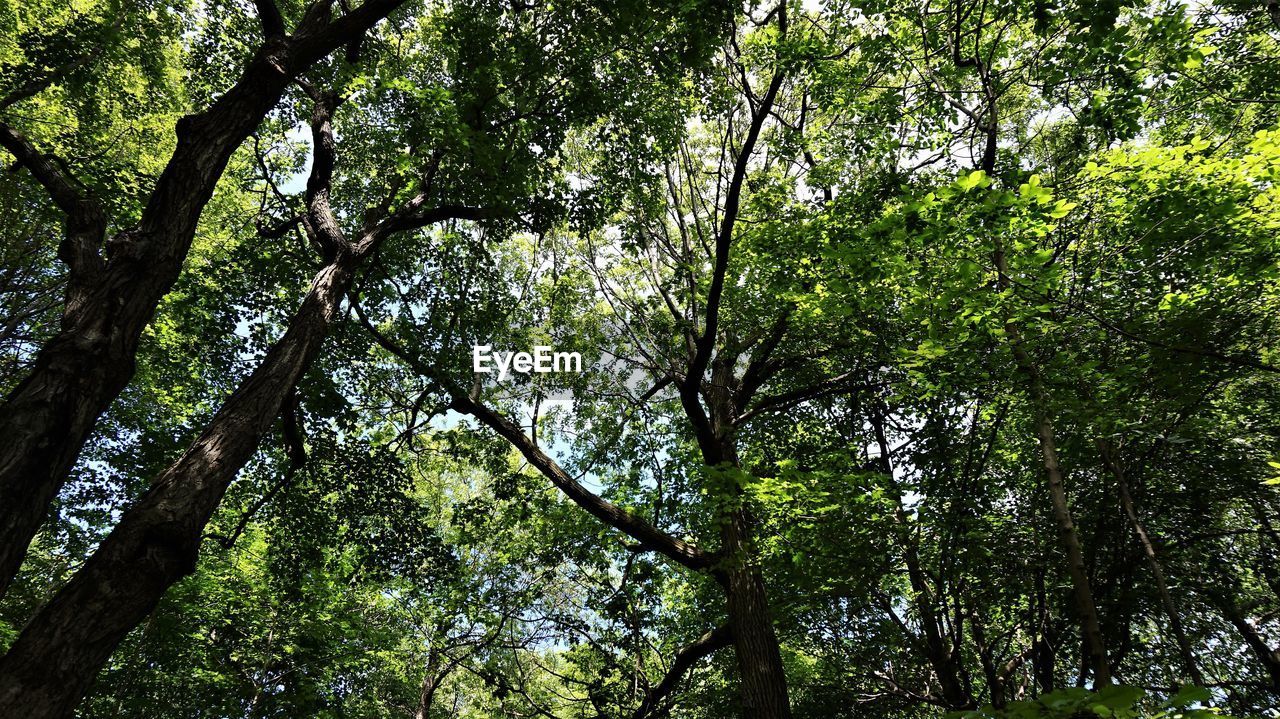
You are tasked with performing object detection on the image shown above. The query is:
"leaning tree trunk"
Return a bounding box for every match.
[632,625,733,719]
[1220,601,1280,692]
[0,0,406,598]
[992,243,1111,686]
[1015,345,1111,686]
[1253,500,1280,604]
[1096,438,1202,686]
[0,259,355,718]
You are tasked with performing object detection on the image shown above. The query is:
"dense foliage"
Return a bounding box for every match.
[1,0,1278,717]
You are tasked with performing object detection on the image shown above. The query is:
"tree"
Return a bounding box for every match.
[0,0,413,598]
[2,0,1278,717]
[0,0,728,714]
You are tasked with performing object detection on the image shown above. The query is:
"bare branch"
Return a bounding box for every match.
[736,370,875,425]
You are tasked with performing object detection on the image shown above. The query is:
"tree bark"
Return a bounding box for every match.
[718,502,792,719]
[1220,601,1280,692]
[1096,438,1202,686]
[871,410,974,709]
[0,258,354,718]
[1252,501,1280,604]
[0,0,407,597]
[669,4,792,712]
[696,359,792,719]
[414,647,443,719]
[1018,348,1111,686]
[0,136,478,716]
[1032,568,1057,693]
[992,245,1111,686]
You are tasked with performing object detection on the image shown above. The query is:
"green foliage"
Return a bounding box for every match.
[951,685,1228,719]
[4,0,1280,717]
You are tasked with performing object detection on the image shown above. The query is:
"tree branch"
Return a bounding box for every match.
[299,85,350,259]
[254,0,287,37]
[0,124,97,227]
[0,122,105,274]
[450,391,717,572]
[680,5,788,449]
[348,298,717,573]
[736,370,875,425]
[631,625,733,719]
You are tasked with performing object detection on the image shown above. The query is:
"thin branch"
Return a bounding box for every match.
[736,370,875,425]
[254,0,287,37]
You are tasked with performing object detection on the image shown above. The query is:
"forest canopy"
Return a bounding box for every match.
[0,0,1278,717]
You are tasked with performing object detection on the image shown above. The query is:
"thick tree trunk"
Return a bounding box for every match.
[0,260,354,718]
[661,4,790,710]
[0,0,406,597]
[1096,438,1202,686]
[720,509,792,719]
[414,647,443,719]
[700,391,791,719]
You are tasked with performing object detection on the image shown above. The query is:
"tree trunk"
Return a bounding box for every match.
[1032,568,1056,694]
[1096,438,1202,686]
[872,410,973,709]
[0,0,406,597]
[992,242,1111,686]
[683,367,791,716]
[0,260,354,718]
[720,508,792,719]
[661,4,790,710]
[1020,368,1111,686]
[693,357,792,719]
[414,647,443,719]
[968,610,1005,708]
[1252,501,1280,603]
[1220,602,1280,692]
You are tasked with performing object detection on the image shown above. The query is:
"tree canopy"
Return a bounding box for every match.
[1,0,1278,717]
